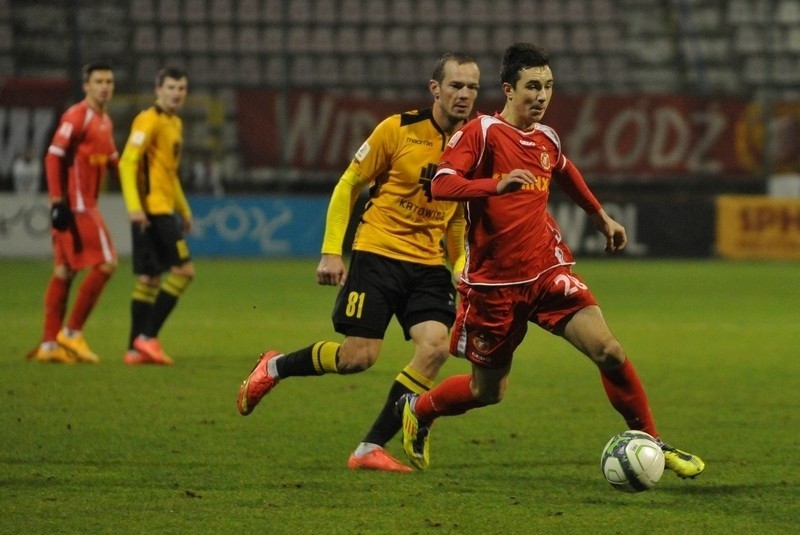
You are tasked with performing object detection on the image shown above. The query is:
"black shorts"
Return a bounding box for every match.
[331,250,456,340]
[131,214,191,276]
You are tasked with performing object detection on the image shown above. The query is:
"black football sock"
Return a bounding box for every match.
[361,365,435,447]
[276,341,340,377]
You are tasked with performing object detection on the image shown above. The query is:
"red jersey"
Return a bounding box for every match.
[432,113,601,285]
[45,101,118,213]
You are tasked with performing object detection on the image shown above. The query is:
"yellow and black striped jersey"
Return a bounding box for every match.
[119,105,190,218]
[322,108,465,268]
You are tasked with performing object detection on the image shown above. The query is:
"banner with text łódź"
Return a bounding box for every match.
[186,196,327,257]
[236,90,800,182]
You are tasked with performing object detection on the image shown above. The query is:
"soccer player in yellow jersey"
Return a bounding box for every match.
[118,67,192,366]
[236,52,481,472]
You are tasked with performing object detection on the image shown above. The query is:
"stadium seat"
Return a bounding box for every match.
[364,0,387,23]
[236,0,260,22]
[340,0,363,23]
[157,0,180,22]
[390,0,414,23]
[183,0,207,23]
[187,25,209,53]
[387,27,411,53]
[571,25,595,54]
[238,56,261,85]
[319,55,340,84]
[341,56,366,82]
[363,26,385,53]
[159,25,185,53]
[412,26,436,53]
[787,27,800,52]
[261,0,283,22]
[565,0,588,23]
[258,26,282,53]
[287,27,311,53]
[135,56,160,84]
[130,0,154,21]
[237,26,260,54]
[312,0,336,23]
[288,0,312,22]
[591,0,616,23]
[734,26,763,54]
[543,25,568,53]
[290,56,315,85]
[211,25,235,53]
[309,27,335,53]
[777,0,800,23]
[133,25,158,53]
[0,23,13,50]
[436,26,461,53]
[209,0,233,22]
[464,27,489,54]
[263,56,287,84]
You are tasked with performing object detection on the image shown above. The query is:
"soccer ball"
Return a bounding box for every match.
[600,430,665,492]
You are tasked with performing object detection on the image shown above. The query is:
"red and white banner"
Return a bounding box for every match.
[0,77,70,177]
[236,90,800,181]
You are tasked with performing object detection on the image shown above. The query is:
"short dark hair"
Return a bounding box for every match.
[501,43,550,86]
[431,52,478,83]
[82,61,113,82]
[156,66,188,87]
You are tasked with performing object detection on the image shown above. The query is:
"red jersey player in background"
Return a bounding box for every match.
[396,43,706,480]
[27,61,119,364]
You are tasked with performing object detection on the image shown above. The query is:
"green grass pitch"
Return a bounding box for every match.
[1,257,798,534]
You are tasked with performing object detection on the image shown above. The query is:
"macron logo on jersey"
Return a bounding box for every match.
[57,122,74,139]
[354,140,371,162]
[129,130,147,147]
[447,130,463,148]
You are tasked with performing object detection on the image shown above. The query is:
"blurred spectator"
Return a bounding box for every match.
[12,148,41,194]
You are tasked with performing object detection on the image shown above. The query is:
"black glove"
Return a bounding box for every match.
[50,202,72,231]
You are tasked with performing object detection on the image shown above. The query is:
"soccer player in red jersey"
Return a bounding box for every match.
[396,43,706,479]
[28,61,119,364]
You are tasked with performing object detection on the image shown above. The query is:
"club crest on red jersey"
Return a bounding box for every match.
[470,333,495,355]
[540,151,551,170]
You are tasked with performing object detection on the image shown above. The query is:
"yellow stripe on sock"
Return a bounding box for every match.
[397,365,435,394]
[132,281,158,303]
[311,341,340,374]
[161,273,191,297]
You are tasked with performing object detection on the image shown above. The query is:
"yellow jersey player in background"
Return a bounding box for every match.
[119,66,193,366]
[236,52,480,472]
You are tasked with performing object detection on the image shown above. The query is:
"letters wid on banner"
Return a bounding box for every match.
[235,90,796,180]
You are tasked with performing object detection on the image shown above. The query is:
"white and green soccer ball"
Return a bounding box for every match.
[600,430,665,492]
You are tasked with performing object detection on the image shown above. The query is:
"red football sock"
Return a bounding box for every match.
[66,267,111,332]
[43,275,70,342]
[600,358,659,438]
[415,374,485,421]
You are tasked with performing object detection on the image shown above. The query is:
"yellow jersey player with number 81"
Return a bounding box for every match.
[236,52,481,473]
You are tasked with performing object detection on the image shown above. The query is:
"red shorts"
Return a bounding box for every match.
[450,265,598,369]
[52,208,116,270]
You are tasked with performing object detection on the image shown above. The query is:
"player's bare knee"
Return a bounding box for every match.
[173,262,195,279]
[592,338,625,368]
[53,265,73,280]
[426,344,450,367]
[99,260,117,274]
